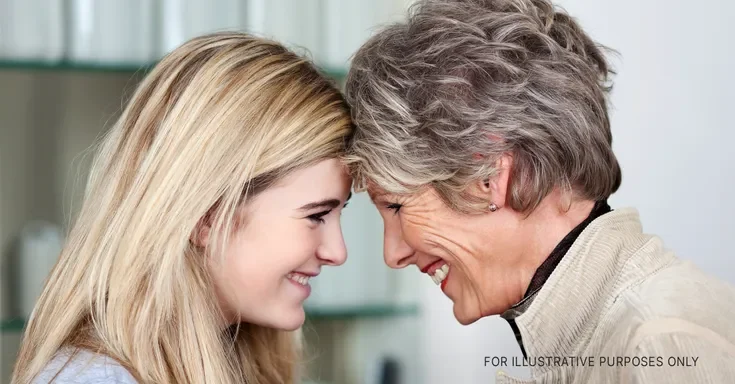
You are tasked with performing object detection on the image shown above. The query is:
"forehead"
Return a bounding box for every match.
[292,158,349,185]
[256,159,351,202]
[366,183,426,205]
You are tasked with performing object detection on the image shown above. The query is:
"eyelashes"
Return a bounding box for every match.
[307,203,349,225]
[311,203,397,224]
[307,210,330,224]
[386,203,402,214]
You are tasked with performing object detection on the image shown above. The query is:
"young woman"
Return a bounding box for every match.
[12,32,353,384]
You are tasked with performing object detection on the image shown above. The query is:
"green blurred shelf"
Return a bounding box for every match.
[0,59,153,73]
[0,318,25,332]
[1,304,419,332]
[0,59,347,81]
[304,303,420,321]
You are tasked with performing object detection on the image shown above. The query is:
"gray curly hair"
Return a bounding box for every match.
[344,0,622,214]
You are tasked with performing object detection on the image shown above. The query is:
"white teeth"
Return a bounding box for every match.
[430,263,450,286]
[288,273,310,286]
[435,268,446,280]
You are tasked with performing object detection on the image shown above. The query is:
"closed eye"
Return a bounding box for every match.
[307,210,332,224]
[386,203,402,215]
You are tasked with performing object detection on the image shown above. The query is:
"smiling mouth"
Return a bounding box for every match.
[422,260,450,287]
[287,272,311,286]
[431,263,450,286]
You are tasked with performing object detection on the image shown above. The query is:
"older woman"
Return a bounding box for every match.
[344,0,735,383]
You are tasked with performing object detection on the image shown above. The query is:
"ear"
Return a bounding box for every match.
[190,215,212,248]
[476,153,513,208]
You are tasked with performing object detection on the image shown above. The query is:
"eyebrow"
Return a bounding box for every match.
[298,192,352,211]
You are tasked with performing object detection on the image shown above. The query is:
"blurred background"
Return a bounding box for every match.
[0,1,733,384]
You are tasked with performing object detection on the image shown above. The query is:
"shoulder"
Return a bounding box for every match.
[619,319,735,383]
[597,260,735,382]
[33,349,138,384]
[604,256,735,360]
[621,256,735,332]
[596,209,735,330]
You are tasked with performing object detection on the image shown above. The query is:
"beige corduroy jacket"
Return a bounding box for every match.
[497,208,735,383]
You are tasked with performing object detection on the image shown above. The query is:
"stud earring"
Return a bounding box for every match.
[488,203,499,212]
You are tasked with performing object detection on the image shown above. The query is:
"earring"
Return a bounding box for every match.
[488,203,499,212]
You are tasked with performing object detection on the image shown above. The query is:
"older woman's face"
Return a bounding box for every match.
[369,185,529,325]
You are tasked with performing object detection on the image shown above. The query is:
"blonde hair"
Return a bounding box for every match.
[12,32,352,384]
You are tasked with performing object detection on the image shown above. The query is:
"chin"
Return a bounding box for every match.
[270,308,306,331]
[453,304,481,325]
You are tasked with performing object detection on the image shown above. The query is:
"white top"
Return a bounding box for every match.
[33,349,138,384]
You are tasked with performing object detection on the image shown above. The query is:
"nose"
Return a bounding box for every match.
[383,220,416,269]
[316,222,348,266]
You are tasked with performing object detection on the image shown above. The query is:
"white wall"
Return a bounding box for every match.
[421,1,735,383]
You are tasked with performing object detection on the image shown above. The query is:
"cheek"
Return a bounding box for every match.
[212,225,321,311]
[399,213,453,256]
[224,222,320,281]
[400,223,426,252]
[395,212,429,248]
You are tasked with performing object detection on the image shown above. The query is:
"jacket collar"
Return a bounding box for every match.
[499,208,673,378]
[504,200,612,358]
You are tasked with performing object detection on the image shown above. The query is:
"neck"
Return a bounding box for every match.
[514,192,596,299]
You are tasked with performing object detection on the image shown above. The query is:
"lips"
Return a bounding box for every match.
[421,259,445,275]
[287,272,311,286]
[420,259,450,287]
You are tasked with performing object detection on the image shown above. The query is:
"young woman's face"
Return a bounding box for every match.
[209,158,352,330]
